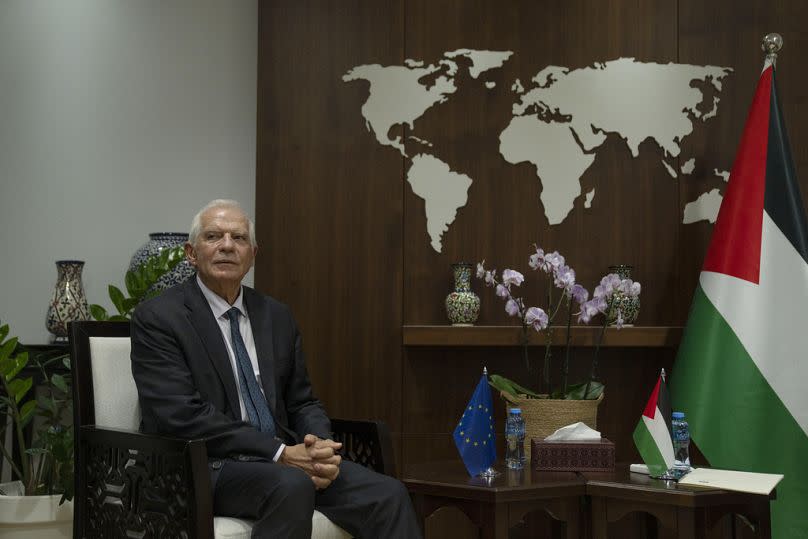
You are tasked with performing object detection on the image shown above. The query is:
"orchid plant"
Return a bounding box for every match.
[477,245,641,401]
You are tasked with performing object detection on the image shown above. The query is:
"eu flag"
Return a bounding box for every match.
[453,374,496,476]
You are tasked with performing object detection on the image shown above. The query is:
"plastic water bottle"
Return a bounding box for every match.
[672,411,691,471]
[505,408,526,469]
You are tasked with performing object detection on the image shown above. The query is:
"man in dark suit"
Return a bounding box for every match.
[131,199,420,538]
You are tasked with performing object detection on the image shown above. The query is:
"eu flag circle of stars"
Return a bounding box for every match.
[457,403,495,448]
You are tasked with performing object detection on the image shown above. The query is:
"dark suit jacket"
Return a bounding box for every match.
[130,278,331,461]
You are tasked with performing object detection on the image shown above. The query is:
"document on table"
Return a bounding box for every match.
[677,467,783,495]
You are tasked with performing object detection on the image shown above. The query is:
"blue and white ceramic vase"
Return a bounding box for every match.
[129,233,195,294]
[46,260,90,342]
[445,262,480,325]
[607,265,640,325]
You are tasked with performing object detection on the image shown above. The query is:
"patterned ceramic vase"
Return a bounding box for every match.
[129,232,195,294]
[607,265,640,325]
[46,260,90,342]
[445,262,480,326]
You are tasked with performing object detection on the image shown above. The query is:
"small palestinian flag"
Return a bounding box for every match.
[633,372,674,477]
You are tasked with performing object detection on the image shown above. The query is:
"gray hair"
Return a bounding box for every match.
[188,199,257,247]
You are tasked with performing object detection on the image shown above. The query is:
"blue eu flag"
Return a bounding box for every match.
[453,374,496,476]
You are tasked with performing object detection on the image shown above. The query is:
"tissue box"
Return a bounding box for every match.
[531,438,615,472]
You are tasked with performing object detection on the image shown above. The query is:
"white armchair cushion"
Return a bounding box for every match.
[212,511,351,539]
[89,336,140,430]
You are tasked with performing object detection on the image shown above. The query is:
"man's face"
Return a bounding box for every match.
[185,206,257,288]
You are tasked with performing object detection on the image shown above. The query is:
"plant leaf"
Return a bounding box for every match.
[109,285,126,314]
[108,315,130,322]
[565,380,605,400]
[0,336,19,363]
[51,374,69,393]
[89,304,109,321]
[121,297,139,313]
[0,351,28,379]
[19,399,37,426]
[0,324,8,343]
[7,376,33,403]
[490,374,541,398]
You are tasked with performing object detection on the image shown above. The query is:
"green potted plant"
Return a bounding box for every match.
[0,322,73,538]
[90,245,185,321]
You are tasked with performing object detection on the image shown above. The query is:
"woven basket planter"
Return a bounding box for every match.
[504,393,604,462]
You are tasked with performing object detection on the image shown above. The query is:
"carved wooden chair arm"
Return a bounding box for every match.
[330,418,395,477]
[75,426,213,539]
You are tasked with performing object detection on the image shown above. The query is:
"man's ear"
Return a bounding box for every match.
[184,242,197,267]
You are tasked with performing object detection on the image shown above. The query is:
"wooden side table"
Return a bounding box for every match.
[583,466,773,539]
[403,461,586,539]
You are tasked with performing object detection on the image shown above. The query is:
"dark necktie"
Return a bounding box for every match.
[225,307,276,436]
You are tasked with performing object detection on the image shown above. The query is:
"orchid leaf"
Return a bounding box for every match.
[565,380,604,400]
[489,374,540,399]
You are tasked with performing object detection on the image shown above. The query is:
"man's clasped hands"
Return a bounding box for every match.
[279,434,343,489]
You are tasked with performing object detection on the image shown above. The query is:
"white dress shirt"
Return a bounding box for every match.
[197,276,285,461]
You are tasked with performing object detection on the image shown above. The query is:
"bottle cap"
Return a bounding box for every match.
[672,411,685,419]
[509,408,522,414]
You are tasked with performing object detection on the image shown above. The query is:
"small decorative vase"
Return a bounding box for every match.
[445,262,480,326]
[129,232,195,294]
[607,264,640,325]
[46,260,90,342]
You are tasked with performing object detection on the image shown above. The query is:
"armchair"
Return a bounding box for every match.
[69,321,395,538]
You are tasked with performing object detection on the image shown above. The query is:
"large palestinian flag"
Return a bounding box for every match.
[671,59,808,538]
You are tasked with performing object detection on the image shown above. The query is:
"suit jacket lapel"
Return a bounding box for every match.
[183,279,241,417]
[243,288,279,418]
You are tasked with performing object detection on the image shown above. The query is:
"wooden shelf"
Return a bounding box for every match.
[402,325,683,348]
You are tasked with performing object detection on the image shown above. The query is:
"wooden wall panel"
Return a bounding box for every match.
[255,1,405,454]
[256,0,808,486]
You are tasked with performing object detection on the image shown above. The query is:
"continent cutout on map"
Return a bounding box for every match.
[683,188,723,224]
[499,115,596,224]
[485,81,496,89]
[512,79,525,93]
[342,63,458,156]
[445,49,513,79]
[407,154,473,252]
[511,58,732,158]
[343,49,514,157]
[681,158,696,175]
[682,169,730,224]
[501,57,731,224]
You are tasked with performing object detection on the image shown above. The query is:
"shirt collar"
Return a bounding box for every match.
[196,275,246,320]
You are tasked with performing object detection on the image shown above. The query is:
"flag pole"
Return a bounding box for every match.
[479,366,501,478]
[762,33,783,68]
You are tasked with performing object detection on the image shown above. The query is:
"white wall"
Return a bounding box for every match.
[0,1,258,343]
